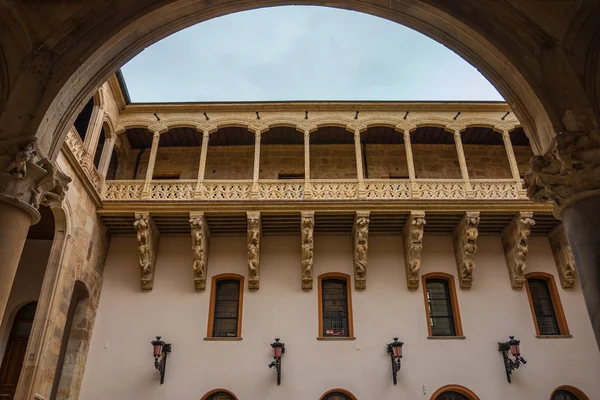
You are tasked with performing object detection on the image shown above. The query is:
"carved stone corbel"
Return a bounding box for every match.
[247,211,261,290]
[402,211,426,289]
[501,212,535,289]
[548,224,577,289]
[301,211,314,290]
[352,211,370,289]
[134,213,160,290]
[452,212,480,289]
[190,212,211,290]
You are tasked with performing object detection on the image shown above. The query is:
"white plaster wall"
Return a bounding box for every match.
[0,240,52,359]
[80,234,600,400]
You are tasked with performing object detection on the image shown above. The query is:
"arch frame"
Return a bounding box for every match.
[200,388,240,400]
[550,385,590,400]
[319,388,359,400]
[429,384,480,400]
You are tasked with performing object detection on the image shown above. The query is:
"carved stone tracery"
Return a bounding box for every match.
[134,213,160,290]
[190,212,210,290]
[301,212,314,290]
[501,212,535,289]
[352,211,369,290]
[247,212,261,290]
[402,211,426,289]
[548,224,577,289]
[452,212,480,289]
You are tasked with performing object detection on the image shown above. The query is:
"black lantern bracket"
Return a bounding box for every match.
[498,336,526,383]
[151,336,172,384]
[268,338,285,385]
[386,337,404,385]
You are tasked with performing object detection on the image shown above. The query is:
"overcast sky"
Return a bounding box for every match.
[121,6,503,102]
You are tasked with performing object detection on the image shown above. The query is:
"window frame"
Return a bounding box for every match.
[429,384,480,400]
[206,274,244,339]
[524,272,570,337]
[318,273,355,339]
[422,273,464,337]
[200,388,239,400]
[550,385,589,400]
[319,388,359,400]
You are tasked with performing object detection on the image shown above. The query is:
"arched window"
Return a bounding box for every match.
[0,302,37,399]
[319,388,358,400]
[207,274,244,338]
[430,385,480,400]
[551,385,589,400]
[524,273,570,336]
[201,388,238,400]
[422,273,463,337]
[318,273,354,339]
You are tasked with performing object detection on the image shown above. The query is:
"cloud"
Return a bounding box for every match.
[121,6,504,102]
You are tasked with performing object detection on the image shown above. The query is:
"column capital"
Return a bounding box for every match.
[1,141,70,223]
[202,130,210,138]
[501,129,511,139]
[152,130,161,139]
[453,130,462,140]
[354,129,361,140]
[304,129,310,138]
[524,130,600,216]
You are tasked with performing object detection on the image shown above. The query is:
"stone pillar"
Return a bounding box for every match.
[141,131,160,198]
[523,130,600,349]
[195,130,210,196]
[304,129,312,198]
[97,134,116,178]
[354,129,366,197]
[453,129,472,197]
[501,130,521,181]
[82,105,104,157]
[403,129,419,198]
[251,130,261,198]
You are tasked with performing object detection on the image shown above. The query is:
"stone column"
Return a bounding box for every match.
[82,105,104,157]
[524,130,600,349]
[403,129,419,198]
[304,129,312,198]
[141,131,161,198]
[195,130,210,196]
[501,130,521,181]
[453,129,472,196]
[97,134,116,178]
[251,130,261,198]
[354,129,366,197]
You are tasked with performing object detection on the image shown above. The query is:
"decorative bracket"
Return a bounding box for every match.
[190,212,211,290]
[247,211,261,290]
[301,211,315,290]
[134,213,160,290]
[501,212,535,289]
[548,224,576,289]
[452,212,480,289]
[353,211,370,290]
[402,211,426,289]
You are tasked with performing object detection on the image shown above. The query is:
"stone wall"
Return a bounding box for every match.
[310,144,357,179]
[205,146,254,180]
[412,144,461,179]
[463,144,512,179]
[364,144,408,179]
[514,146,535,177]
[259,145,304,179]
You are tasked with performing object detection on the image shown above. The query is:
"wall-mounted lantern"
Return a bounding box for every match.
[268,338,285,385]
[151,336,172,384]
[387,337,404,385]
[498,336,526,383]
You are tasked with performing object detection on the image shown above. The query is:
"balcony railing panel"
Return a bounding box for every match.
[64,127,103,191]
[364,180,411,200]
[259,180,304,200]
[416,179,467,199]
[200,180,253,200]
[471,179,520,200]
[103,180,144,200]
[150,180,196,200]
[311,180,359,200]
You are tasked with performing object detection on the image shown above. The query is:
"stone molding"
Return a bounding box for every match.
[190,212,210,290]
[524,130,600,216]
[0,139,70,223]
[402,211,426,289]
[301,211,314,290]
[452,212,480,289]
[247,211,261,290]
[134,213,160,290]
[352,211,370,290]
[501,212,535,289]
[548,224,577,289]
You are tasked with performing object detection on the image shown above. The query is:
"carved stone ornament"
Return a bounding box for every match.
[0,139,70,223]
[190,212,211,290]
[501,212,535,289]
[548,224,577,289]
[247,211,261,290]
[352,211,370,290]
[402,211,426,289]
[452,212,480,289]
[523,130,600,215]
[134,213,160,290]
[301,211,315,290]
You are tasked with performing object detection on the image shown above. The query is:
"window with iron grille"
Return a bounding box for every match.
[206,392,236,400]
[528,278,560,335]
[552,390,581,400]
[321,279,349,337]
[426,279,456,336]
[322,392,353,400]
[435,391,470,400]
[212,279,241,337]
